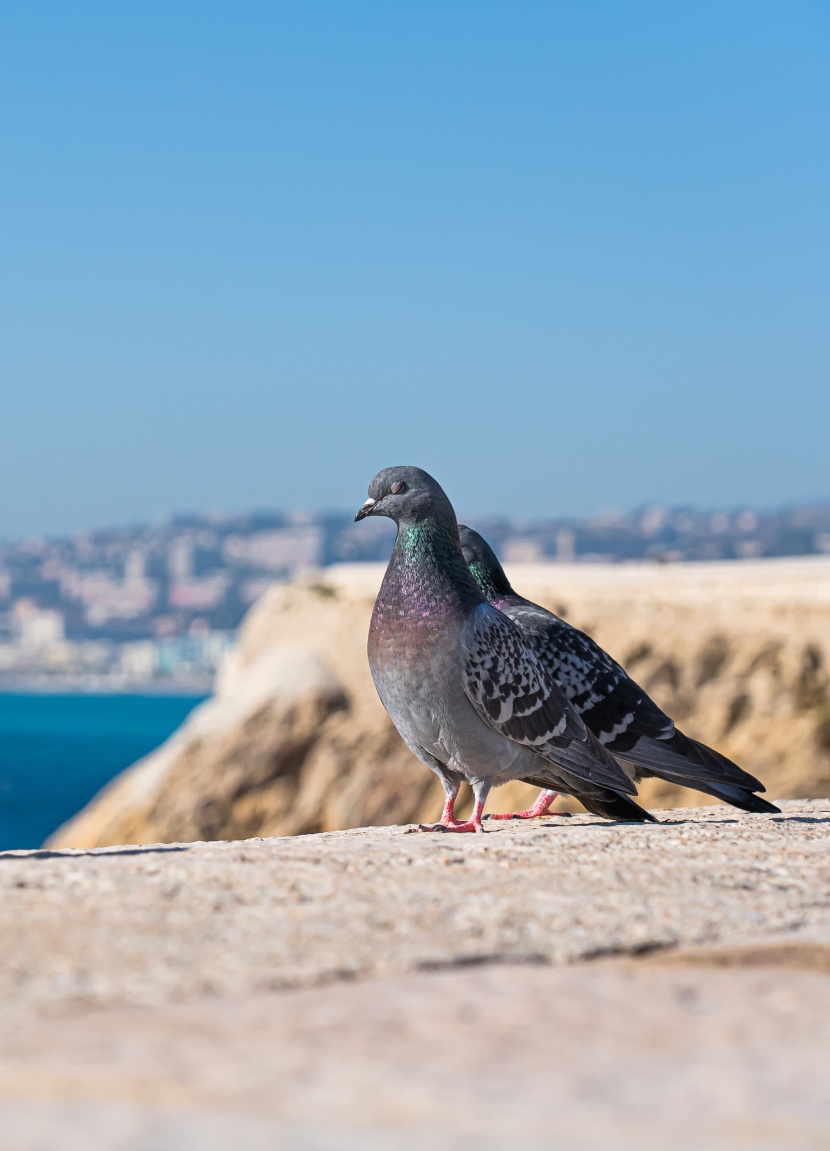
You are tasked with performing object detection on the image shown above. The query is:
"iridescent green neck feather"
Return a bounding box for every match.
[381,515,482,618]
[468,560,501,601]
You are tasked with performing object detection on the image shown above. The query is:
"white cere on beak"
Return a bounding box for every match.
[362,498,376,511]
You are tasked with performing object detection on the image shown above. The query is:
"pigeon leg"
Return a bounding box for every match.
[483,788,559,821]
[416,780,466,831]
[418,781,490,833]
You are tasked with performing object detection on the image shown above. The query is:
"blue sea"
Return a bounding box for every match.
[0,693,206,851]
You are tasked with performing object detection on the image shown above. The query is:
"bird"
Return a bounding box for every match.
[354,466,657,832]
[457,524,780,819]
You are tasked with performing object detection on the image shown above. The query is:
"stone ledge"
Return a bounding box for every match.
[3,800,830,1149]
[2,799,829,1016]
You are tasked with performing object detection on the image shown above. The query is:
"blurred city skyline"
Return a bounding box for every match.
[2,493,829,689]
[2,1,828,538]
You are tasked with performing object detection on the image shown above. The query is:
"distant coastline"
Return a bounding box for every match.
[0,678,212,696]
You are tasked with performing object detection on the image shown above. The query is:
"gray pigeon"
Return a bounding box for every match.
[458,524,780,819]
[355,466,656,831]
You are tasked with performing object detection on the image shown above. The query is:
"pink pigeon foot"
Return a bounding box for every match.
[417,798,486,833]
[483,789,560,821]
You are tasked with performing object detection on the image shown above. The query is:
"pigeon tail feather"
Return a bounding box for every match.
[621,730,767,795]
[576,790,658,823]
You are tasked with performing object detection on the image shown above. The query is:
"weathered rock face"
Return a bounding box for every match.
[48,558,830,849]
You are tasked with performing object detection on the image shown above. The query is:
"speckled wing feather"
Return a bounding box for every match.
[506,602,674,748]
[505,599,769,798]
[460,603,636,793]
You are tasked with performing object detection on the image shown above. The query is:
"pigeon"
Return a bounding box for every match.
[458,524,780,818]
[354,466,656,832]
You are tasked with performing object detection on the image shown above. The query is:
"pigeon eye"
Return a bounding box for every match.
[390,481,405,494]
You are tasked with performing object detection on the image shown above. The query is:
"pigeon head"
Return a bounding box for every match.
[458,525,514,597]
[355,466,456,526]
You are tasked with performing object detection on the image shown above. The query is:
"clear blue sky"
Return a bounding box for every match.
[1,1,828,537]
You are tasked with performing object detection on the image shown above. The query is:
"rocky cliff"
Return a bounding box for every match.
[48,556,830,849]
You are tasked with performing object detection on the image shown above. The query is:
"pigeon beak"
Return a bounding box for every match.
[354,497,376,522]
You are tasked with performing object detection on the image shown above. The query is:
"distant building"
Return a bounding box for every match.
[168,540,193,583]
[555,527,576,562]
[168,573,230,611]
[119,641,157,681]
[222,527,323,573]
[60,558,158,626]
[502,538,544,564]
[640,505,669,536]
[12,599,65,649]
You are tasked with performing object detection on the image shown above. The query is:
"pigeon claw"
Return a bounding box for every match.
[416,820,484,834]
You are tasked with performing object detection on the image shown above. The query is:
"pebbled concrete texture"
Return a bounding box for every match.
[2,800,830,1149]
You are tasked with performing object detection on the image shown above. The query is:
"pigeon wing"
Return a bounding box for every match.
[508,602,674,748]
[509,599,773,807]
[460,603,635,793]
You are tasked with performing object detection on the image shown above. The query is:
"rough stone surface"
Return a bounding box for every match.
[49,557,830,849]
[3,801,830,1148]
[3,964,830,1151]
